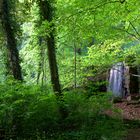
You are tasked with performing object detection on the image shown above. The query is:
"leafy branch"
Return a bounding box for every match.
[129,21,140,38]
[57,0,124,22]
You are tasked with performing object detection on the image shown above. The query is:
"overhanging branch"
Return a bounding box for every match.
[115,27,140,40]
[57,0,123,22]
[129,21,140,38]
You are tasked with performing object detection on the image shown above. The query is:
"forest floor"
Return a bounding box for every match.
[114,96,140,140]
[115,101,140,120]
[124,129,140,140]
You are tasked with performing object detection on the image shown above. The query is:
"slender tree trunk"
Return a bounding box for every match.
[1,0,22,80]
[37,37,43,84]
[74,41,77,89]
[38,0,61,95]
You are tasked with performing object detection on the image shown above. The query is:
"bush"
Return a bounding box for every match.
[0,81,60,139]
[0,81,125,140]
[60,92,125,140]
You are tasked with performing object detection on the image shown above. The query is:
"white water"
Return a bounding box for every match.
[108,62,124,97]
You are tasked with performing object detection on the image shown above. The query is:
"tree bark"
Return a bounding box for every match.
[1,0,22,80]
[38,0,61,95]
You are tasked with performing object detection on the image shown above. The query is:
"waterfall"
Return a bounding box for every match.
[108,62,124,97]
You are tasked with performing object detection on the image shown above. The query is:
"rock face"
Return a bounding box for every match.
[129,67,139,94]
[108,62,139,97]
[124,65,130,96]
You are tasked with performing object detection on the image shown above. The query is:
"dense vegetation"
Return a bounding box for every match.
[0,0,140,139]
[0,81,125,140]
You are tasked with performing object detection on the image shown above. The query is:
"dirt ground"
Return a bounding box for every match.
[124,129,140,140]
[115,102,140,120]
[115,99,140,140]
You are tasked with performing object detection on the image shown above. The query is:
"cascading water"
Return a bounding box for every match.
[108,62,124,97]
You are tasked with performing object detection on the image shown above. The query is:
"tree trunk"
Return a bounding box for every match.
[1,0,22,80]
[37,37,44,85]
[38,0,61,95]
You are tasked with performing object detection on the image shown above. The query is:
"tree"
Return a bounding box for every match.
[55,0,140,86]
[1,0,22,80]
[38,0,61,95]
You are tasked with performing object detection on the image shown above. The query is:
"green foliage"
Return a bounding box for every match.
[5,0,138,87]
[0,81,59,138]
[0,0,140,139]
[0,82,125,140]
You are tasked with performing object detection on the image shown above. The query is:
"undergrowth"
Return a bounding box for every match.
[0,80,125,140]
